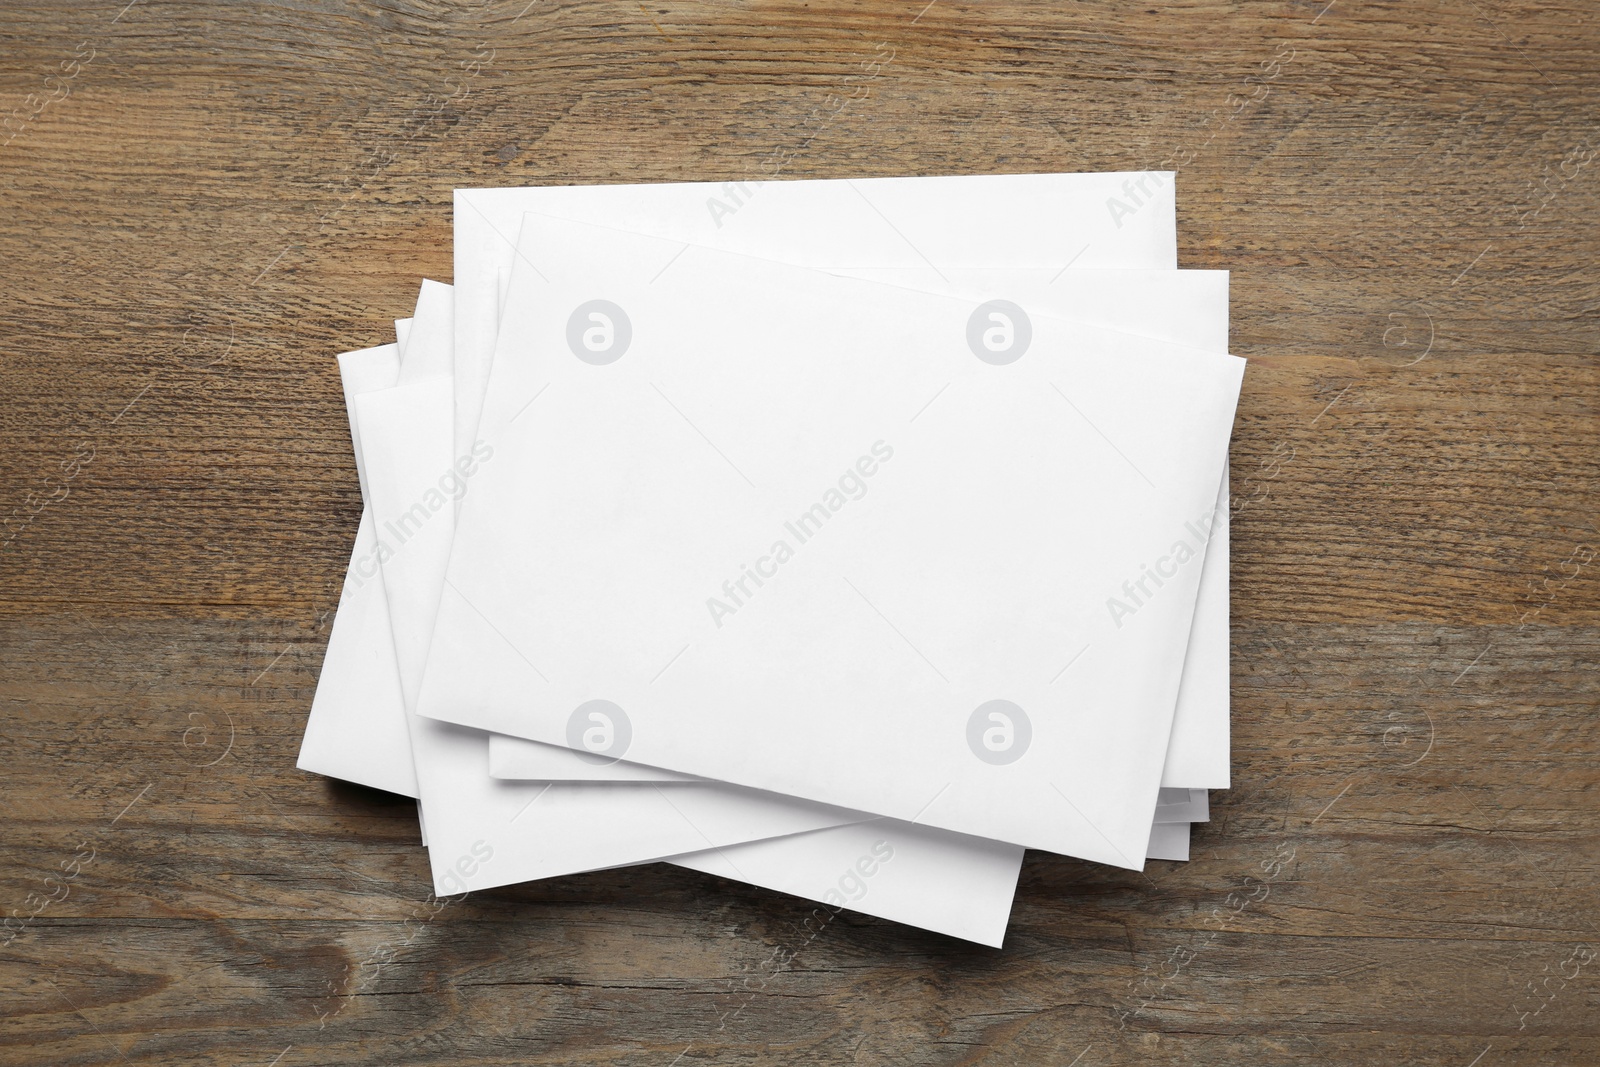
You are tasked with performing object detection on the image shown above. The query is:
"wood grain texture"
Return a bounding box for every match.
[1,0,1596,1063]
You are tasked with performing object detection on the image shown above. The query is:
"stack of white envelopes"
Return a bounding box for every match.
[298,173,1243,947]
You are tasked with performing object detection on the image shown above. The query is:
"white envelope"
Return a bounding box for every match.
[419,216,1243,865]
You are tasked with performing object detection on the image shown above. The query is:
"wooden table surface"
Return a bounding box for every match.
[2,1,1596,1064]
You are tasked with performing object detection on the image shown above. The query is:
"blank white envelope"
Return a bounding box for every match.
[419,216,1243,866]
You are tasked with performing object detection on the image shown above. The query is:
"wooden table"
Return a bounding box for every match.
[2,2,1596,1063]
